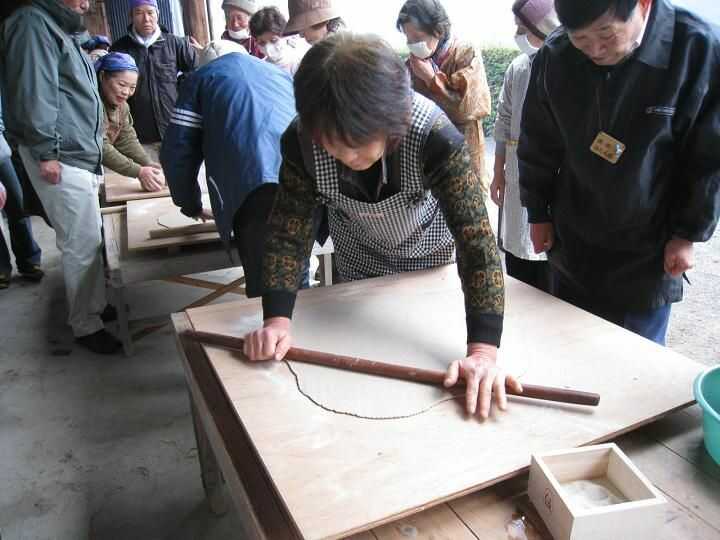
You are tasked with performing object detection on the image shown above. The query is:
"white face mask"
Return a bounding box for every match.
[515,33,540,57]
[407,40,433,59]
[227,28,250,40]
[263,40,286,64]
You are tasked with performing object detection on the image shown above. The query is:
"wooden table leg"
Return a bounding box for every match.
[112,286,133,356]
[191,400,229,516]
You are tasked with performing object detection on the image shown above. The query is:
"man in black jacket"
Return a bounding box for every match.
[111,0,198,148]
[518,0,720,345]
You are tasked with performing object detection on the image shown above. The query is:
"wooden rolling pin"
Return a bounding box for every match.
[184,329,600,407]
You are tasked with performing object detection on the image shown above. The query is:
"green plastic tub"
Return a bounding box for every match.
[694,366,720,467]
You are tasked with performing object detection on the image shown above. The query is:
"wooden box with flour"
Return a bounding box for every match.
[528,443,667,540]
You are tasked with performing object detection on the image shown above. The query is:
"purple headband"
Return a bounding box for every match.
[130,0,159,10]
[95,52,139,74]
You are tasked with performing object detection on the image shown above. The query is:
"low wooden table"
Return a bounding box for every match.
[171,267,718,540]
[103,208,333,355]
[102,170,170,204]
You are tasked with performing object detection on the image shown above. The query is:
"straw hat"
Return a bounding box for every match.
[285,0,340,34]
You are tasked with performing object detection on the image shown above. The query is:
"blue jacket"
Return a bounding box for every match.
[161,53,296,244]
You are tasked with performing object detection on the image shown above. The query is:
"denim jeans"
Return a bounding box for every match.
[0,157,41,274]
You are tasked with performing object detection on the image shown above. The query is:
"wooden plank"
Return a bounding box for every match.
[641,406,720,482]
[372,503,475,540]
[104,170,170,203]
[184,266,705,540]
[164,276,247,296]
[148,220,217,239]
[172,313,303,540]
[126,196,220,252]
[615,428,720,533]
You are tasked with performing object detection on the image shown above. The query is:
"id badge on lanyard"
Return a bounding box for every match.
[590,131,626,164]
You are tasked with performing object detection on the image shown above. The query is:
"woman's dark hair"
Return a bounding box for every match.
[396,0,451,39]
[249,6,287,37]
[555,0,639,31]
[294,32,413,149]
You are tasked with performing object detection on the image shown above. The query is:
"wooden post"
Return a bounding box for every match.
[182,0,210,45]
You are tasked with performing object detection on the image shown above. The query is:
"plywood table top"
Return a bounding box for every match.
[183,265,704,540]
[103,170,170,204]
[126,196,219,252]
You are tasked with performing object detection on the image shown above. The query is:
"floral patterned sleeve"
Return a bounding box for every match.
[261,125,319,320]
[425,115,505,346]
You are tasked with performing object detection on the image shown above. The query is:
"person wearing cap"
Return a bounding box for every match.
[249,6,310,75]
[111,0,198,150]
[82,34,111,62]
[242,33,517,420]
[221,0,264,58]
[97,52,165,192]
[285,0,346,45]
[518,0,720,345]
[161,40,311,298]
[1,0,122,353]
[489,0,559,294]
[397,0,493,197]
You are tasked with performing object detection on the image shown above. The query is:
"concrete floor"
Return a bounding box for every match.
[1,208,718,540]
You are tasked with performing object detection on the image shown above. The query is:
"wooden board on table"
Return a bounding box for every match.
[104,170,170,203]
[184,266,705,540]
[126,196,219,252]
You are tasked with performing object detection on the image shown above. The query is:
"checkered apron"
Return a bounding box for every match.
[311,94,456,281]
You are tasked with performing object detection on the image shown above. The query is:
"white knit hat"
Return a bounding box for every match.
[199,39,248,67]
[221,0,259,15]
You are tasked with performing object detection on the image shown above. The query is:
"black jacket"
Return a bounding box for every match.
[518,0,720,311]
[111,28,197,143]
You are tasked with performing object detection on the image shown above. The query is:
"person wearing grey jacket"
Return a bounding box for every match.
[0,0,121,354]
[0,87,43,289]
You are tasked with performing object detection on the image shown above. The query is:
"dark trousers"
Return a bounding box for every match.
[232,184,312,298]
[555,275,672,346]
[0,157,41,274]
[504,251,554,295]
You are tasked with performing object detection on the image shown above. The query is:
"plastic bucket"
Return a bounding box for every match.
[694,366,720,467]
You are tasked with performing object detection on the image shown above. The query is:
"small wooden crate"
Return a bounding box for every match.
[528,443,666,540]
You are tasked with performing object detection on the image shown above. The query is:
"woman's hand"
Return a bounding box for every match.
[490,170,505,207]
[138,166,165,192]
[195,207,214,222]
[664,237,694,277]
[530,222,554,253]
[243,317,293,361]
[409,56,436,85]
[444,343,522,419]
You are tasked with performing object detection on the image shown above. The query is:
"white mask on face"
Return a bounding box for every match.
[227,28,250,40]
[260,40,285,63]
[407,40,433,59]
[515,33,539,57]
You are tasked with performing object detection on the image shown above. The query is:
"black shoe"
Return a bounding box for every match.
[75,329,122,355]
[0,273,9,289]
[101,304,118,323]
[18,264,44,282]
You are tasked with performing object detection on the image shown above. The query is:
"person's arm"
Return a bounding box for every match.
[113,108,154,169]
[160,73,204,217]
[517,48,564,253]
[2,13,61,165]
[243,128,319,361]
[490,62,515,206]
[517,48,563,224]
[665,57,720,275]
[425,42,492,124]
[424,116,520,418]
[176,35,199,71]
